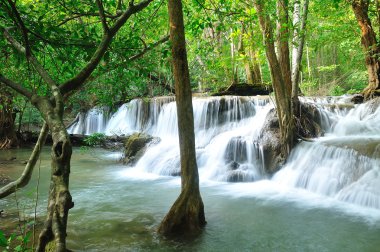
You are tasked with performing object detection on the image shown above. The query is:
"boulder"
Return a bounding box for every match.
[224,137,248,163]
[257,108,283,174]
[258,103,326,174]
[296,103,324,139]
[123,133,159,165]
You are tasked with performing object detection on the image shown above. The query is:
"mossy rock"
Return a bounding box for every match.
[123,133,159,165]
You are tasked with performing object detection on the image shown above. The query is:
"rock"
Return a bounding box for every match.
[323,138,380,159]
[257,108,283,174]
[296,103,324,139]
[226,170,246,182]
[0,174,11,186]
[69,134,86,146]
[351,94,364,104]
[224,137,248,163]
[123,133,159,165]
[258,103,327,174]
[226,161,240,170]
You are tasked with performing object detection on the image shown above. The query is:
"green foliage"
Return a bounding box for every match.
[84,133,106,147]
[0,230,31,252]
[331,85,345,96]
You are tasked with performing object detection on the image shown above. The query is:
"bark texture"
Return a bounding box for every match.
[158,0,206,236]
[291,0,309,115]
[276,0,292,96]
[352,0,380,99]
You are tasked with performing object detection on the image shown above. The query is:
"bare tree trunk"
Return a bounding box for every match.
[352,0,380,99]
[251,50,263,85]
[276,0,292,96]
[239,22,255,85]
[254,0,295,158]
[158,0,206,236]
[33,102,74,251]
[291,0,309,114]
[230,28,238,84]
[306,42,312,80]
[0,89,18,149]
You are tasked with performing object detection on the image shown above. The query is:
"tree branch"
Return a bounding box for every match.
[129,35,169,61]
[3,28,63,111]
[0,122,49,199]
[5,0,31,57]
[96,0,109,33]
[60,0,154,95]
[0,73,32,99]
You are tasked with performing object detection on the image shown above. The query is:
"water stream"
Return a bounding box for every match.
[1,95,380,251]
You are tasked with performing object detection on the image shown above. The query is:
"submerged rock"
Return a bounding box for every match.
[323,138,380,159]
[224,137,248,163]
[123,133,159,165]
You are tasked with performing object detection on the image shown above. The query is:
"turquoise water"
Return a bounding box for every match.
[1,147,380,251]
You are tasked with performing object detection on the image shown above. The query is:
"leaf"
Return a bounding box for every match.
[0,231,7,247]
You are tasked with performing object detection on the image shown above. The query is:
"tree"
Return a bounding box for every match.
[253,0,295,158]
[351,0,380,99]
[0,0,154,250]
[291,0,309,104]
[158,0,206,236]
[0,87,18,149]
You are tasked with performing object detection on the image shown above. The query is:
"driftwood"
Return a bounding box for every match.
[212,83,272,96]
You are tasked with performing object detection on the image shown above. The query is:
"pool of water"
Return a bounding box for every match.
[1,147,380,251]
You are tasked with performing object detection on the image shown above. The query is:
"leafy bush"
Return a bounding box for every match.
[0,230,31,252]
[84,133,106,146]
[330,85,345,96]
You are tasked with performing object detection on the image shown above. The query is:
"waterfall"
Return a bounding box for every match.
[132,96,272,181]
[274,98,380,209]
[68,95,380,210]
[67,107,108,135]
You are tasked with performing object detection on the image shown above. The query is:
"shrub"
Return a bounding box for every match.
[84,133,106,146]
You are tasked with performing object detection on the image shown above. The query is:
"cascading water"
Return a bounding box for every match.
[274,98,380,209]
[129,96,272,181]
[68,96,272,181]
[67,107,109,135]
[67,95,380,210]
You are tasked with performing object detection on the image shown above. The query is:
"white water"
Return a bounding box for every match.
[274,98,380,209]
[67,96,380,210]
[67,107,109,135]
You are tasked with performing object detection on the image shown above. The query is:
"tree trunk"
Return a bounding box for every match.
[276,0,292,96]
[37,117,73,251]
[0,89,18,149]
[158,0,206,236]
[352,0,380,99]
[28,98,75,251]
[291,0,309,115]
[254,0,295,158]
[251,49,263,85]
[239,22,255,85]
